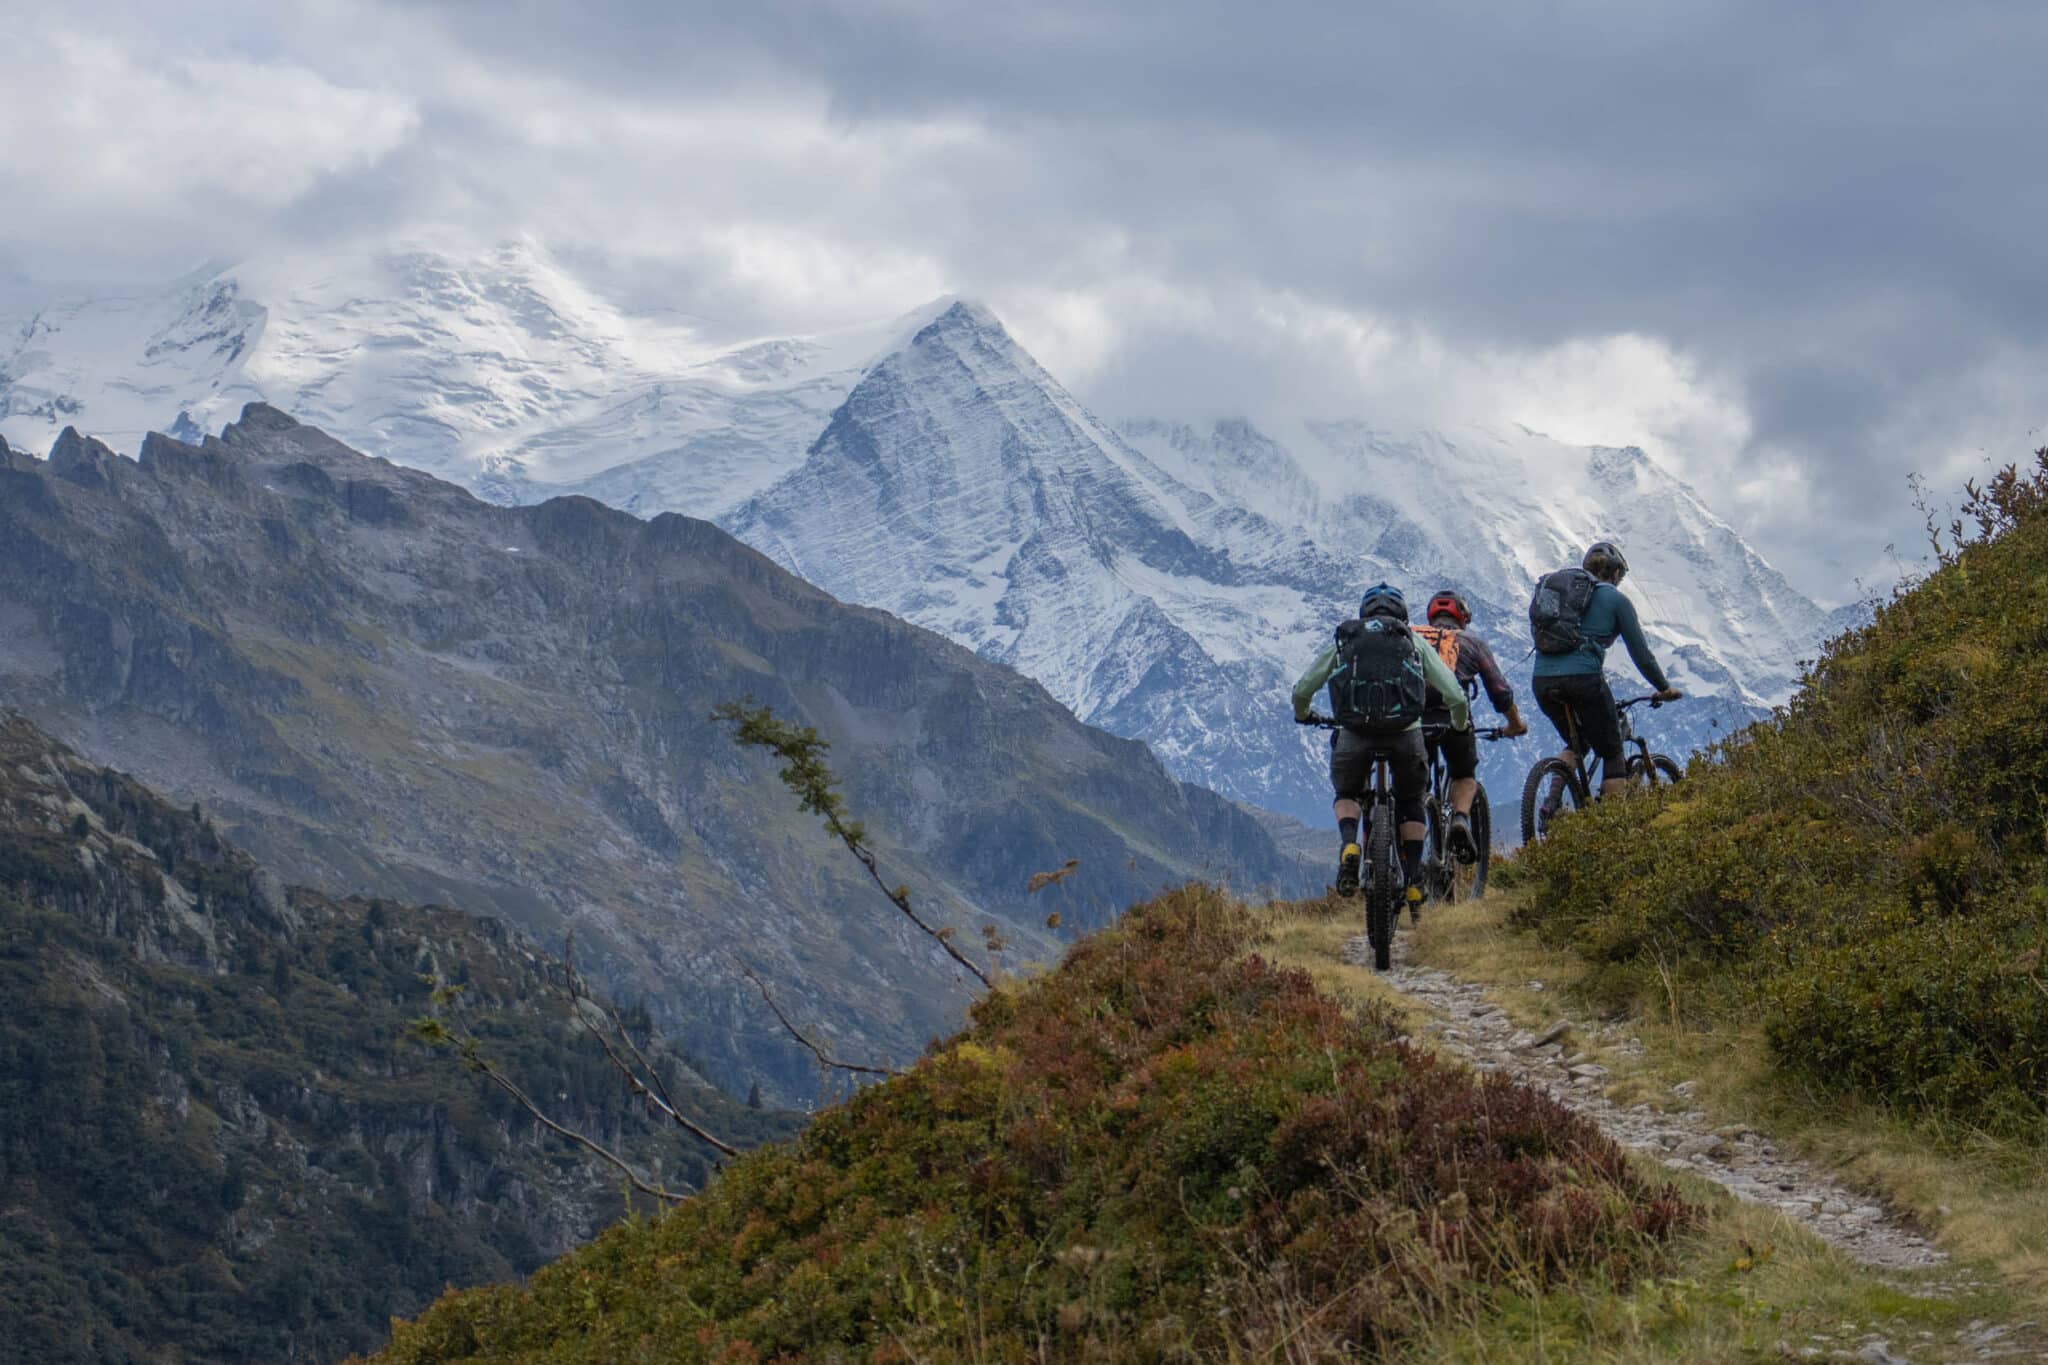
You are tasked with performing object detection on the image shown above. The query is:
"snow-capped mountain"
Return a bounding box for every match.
[728,301,1843,822]
[1,245,1850,824]
[0,241,934,520]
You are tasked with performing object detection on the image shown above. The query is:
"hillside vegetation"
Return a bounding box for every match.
[1517,451,2048,1126]
[375,885,1692,1363]
[0,714,796,1363]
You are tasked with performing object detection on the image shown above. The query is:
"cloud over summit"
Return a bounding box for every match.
[2,0,2042,593]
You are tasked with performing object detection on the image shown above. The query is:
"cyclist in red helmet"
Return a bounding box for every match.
[1414,589,1528,858]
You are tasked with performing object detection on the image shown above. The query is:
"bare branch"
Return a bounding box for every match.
[740,965,901,1078]
[713,701,993,988]
[556,937,741,1157]
[471,1054,687,1203]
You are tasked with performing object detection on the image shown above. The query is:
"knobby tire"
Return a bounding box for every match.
[1365,804,1396,972]
[1520,756,1585,845]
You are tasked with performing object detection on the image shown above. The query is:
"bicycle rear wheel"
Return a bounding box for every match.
[1421,795,1453,906]
[1625,752,1684,787]
[1520,757,1586,844]
[1453,785,1491,901]
[1365,804,1397,971]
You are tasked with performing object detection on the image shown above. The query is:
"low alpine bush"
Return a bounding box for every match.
[373,884,1692,1363]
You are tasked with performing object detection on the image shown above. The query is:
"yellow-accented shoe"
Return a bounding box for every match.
[1405,884,1425,924]
[1335,843,1362,898]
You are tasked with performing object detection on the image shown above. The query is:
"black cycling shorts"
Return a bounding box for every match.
[1532,673,1625,771]
[1424,723,1479,782]
[1329,727,1428,826]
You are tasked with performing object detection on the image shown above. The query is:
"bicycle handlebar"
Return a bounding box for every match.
[1303,714,1516,741]
[1616,695,1671,711]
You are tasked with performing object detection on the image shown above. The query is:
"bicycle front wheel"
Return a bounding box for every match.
[1520,757,1586,845]
[1365,804,1397,971]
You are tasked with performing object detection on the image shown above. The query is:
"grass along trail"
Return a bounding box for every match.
[1361,927,1954,1277]
[1259,894,2048,1362]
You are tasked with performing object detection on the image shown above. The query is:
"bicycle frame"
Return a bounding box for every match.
[1301,716,1406,969]
[1420,725,1504,903]
[1561,695,1663,790]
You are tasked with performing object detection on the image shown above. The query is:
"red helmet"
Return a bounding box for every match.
[1426,590,1471,627]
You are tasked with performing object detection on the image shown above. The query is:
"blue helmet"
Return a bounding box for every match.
[1358,582,1409,621]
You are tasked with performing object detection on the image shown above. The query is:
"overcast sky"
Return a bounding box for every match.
[3,0,2043,597]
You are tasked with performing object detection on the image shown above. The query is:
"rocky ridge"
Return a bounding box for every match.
[2,250,1859,828]
[0,407,1310,1104]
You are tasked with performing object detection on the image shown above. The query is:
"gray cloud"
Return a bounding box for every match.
[3,0,2044,593]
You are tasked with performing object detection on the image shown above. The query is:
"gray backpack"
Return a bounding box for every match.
[1327,617,1427,733]
[1529,568,1598,655]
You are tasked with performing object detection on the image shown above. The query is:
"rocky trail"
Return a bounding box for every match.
[1346,928,2046,1363]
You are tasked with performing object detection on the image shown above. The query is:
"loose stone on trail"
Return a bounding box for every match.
[1349,931,1948,1272]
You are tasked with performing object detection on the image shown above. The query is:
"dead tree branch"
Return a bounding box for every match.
[472,1053,687,1203]
[713,701,993,989]
[740,965,901,1078]
[555,939,740,1157]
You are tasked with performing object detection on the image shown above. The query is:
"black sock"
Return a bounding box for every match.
[1338,816,1359,847]
[1400,839,1423,885]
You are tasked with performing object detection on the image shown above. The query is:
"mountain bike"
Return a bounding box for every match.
[1419,725,1508,908]
[1303,715,1404,971]
[1519,695,1683,844]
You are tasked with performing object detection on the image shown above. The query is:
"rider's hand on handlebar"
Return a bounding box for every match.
[1652,687,1683,704]
[1500,710,1529,738]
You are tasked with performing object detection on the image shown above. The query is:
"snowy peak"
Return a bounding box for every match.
[728,294,1238,685]
[0,243,959,521]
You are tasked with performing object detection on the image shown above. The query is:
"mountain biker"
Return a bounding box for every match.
[1530,542,1682,800]
[1292,583,1471,916]
[1414,590,1529,858]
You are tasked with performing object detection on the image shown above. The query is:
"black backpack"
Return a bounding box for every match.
[1327,616,1427,734]
[1529,568,1598,655]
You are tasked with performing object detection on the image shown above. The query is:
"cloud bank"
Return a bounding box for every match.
[3,0,2043,594]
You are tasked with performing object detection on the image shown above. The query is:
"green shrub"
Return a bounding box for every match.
[1763,897,2048,1115]
[374,885,1693,1363]
[1515,450,2048,1125]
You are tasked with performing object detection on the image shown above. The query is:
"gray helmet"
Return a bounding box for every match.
[1358,582,1409,620]
[1582,541,1628,582]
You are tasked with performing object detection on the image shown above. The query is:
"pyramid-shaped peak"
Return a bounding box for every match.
[916,296,1010,339]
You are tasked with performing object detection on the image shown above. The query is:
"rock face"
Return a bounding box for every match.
[0,711,798,1364]
[0,406,1311,1102]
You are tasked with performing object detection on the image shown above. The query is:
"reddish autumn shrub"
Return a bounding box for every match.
[376,885,1693,1364]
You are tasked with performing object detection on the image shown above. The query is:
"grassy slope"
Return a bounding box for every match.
[1510,461,2048,1128]
[1261,898,2047,1362]
[371,886,1693,1364]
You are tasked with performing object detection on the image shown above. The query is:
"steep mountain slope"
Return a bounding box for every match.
[2,249,1851,825]
[0,408,1307,1104]
[0,712,795,1364]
